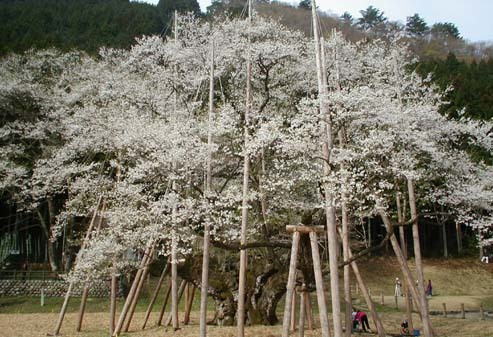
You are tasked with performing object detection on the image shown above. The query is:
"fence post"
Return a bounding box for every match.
[461,303,465,319]
[442,303,447,317]
[480,303,484,320]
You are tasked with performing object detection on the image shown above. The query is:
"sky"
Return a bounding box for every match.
[143,0,492,42]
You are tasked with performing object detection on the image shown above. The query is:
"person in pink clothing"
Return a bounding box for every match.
[353,307,371,332]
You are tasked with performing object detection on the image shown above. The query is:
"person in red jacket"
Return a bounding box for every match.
[353,308,371,332]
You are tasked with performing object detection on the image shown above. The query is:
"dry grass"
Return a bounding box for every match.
[1,257,492,337]
[0,310,492,337]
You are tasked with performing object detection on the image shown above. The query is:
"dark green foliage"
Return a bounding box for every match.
[415,53,493,121]
[357,5,386,31]
[0,0,167,55]
[431,22,461,40]
[206,0,245,17]
[340,12,354,25]
[157,0,200,21]
[406,13,428,37]
[298,0,311,10]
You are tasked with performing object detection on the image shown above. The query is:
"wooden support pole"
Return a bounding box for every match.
[184,283,190,317]
[124,252,153,332]
[113,244,153,336]
[51,196,103,336]
[183,284,196,325]
[408,178,434,337]
[461,303,465,319]
[480,303,484,320]
[52,283,74,336]
[76,285,89,331]
[171,239,179,330]
[347,246,386,337]
[290,289,297,332]
[309,231,330,337]
[442,303,447,317]
[286,225,325,233]
[237,2,253,337]
[199,36,215,337]
[299,291,305,337]
[166,280,187,326]
[405,286,414,332]
[304,292,314,330]
[142,262,170,330]
[281,231,301,337]
[157,280,172,326]
[110,270,117,336]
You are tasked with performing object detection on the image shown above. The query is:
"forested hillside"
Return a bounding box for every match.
[0,0,200,55]
[1,0,492,123]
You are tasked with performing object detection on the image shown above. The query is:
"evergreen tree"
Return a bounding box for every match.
[157,0,201,20]
[357,6,387,31]
[341,12,354,25]
[431,22,461,40]
[298,0,311,10]
[406,13,429,37]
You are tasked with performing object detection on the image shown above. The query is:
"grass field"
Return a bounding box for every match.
[1,257,492,337]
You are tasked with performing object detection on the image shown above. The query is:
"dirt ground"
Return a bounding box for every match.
[1,309,492,337]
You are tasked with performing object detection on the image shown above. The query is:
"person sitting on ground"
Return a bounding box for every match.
[354,308,371,333]
[401,319,409,335]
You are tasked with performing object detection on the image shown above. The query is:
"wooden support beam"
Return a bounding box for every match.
[142,262,170,329]
[109,270,117,336]
[281,231,301,337]
[166,280,187,327]
[51,196,103,336]
[290,289,297,332]
[286,225,325,233]
[124,252,153,332]
[183,284,196,325]
[309,231,330,337]
[113,244,154,336]
[76,285,89,331]
[156,280,172,326]
[304,292,314,330]
[299,291,305,337]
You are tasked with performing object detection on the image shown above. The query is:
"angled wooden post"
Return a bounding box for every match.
[109,267,117,336]
[156,279,172,326]
[166,280,187,326]
[281,230,301,337]
[113,243,154,336]
[76,285,89,332]
[77,200,106,332]
[183,284,196,325]
[290,287,297,332]
[304,292,314,330]
[51,195,103,336]
[309,231,330,337]
[124,248,154,332]
[142,262,170,329]
[299,291,306,337]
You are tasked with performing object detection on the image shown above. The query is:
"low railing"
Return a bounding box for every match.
[0,269,60,281]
